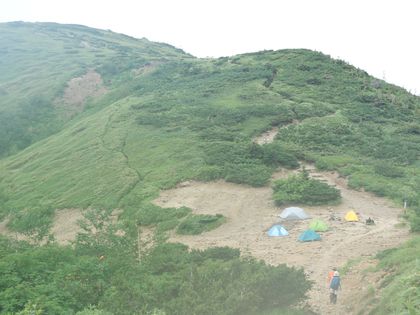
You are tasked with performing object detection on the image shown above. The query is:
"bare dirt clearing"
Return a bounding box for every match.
[154,165,409,314]
[253,127,279,144]
[51,208,84,244]
[0,208,84,244]
[55,70,107,117]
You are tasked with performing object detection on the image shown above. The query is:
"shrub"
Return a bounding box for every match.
[192,246,240,261]
[261,143,299,169]
[136,204,191,226]
[177,214,225,235]
[195,165,224,181]
[7,206,55,241]
[374,163,404,178]
[224,163,272,187]
[410,207,420,232]
[273,171,341,205]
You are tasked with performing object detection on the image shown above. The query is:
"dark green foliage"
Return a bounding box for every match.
[177,214,225,235]
[374,163,404,178]
[191,246,240,261]
[0,96,60,157]
[202,142,274,186]
[224,163,272,186]
[273,171,341,205]
[410,206,420,232]
[195,165,224,181]
[135,203,191,226]
[260,143,300,168]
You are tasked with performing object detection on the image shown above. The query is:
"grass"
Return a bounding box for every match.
[368,237,420,314]
[0,22,419,314]
[0,42,418,230]
[340,257,363,276]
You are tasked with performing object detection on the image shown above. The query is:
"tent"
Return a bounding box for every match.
[309,219,328,232]
[267,224,289,237]
[279,207,310,220]
[298,229,321,242]
[345,211,359,222]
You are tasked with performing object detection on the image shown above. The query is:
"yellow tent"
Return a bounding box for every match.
[345,211,359,222]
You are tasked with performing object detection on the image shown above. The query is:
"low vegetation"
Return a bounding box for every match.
[369,237,420,314]
[177,214,225,235]
[0,210,312,314]
[273,170,341,205]
[0,22,418,313]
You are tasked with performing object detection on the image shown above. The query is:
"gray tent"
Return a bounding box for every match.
[279,207,310,220]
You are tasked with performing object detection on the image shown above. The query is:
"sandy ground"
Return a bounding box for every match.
[51,208,85,244]
[253,127,279,144]
[0,208,84,244]
[55,70,107,118]
[153,165,410,315]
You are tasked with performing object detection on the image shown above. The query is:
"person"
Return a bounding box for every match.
[327,267,337,285]
[366,217,375,225]
[329,271,341,304]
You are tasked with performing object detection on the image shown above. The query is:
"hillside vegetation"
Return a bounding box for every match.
[0,22,188,157]
[0,22,419,314]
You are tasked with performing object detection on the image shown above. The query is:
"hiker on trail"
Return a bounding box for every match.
[327,267,337,285]
[329,271,341,304]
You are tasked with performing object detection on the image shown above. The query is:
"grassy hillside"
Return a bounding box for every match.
[1,46,418,221]
[0,21,189,157]
[369,237,420,314]
[0,22,419,314]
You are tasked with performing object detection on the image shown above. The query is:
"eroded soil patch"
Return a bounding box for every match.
[55,70,107,117]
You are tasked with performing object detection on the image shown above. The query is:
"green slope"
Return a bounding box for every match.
[1,46,418,216]
[0,21,189,157]
[0,23,419,314]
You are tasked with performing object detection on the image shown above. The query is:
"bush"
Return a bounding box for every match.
[7,206,55,241]
[374,163,404,178]
[261,143,299,169]
[195,165,224,181]
[410,207,420,232]
[177,214,225,235]
[136,203,190,226]
[224,163,272,187]
[192,246,240,261]
[273,171,341,205]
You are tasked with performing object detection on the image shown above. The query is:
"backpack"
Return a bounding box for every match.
[330,276,341,290]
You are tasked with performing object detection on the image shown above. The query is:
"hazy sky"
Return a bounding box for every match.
[1,0,419,94]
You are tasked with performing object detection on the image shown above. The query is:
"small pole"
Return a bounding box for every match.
[403,200,407,209]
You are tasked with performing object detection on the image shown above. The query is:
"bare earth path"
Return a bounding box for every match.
[154,165,410,315]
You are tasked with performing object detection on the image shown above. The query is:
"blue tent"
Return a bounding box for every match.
[298,229,321,242]
[267,224,289,237]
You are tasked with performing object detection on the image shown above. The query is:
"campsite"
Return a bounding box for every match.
[155,163,409,314]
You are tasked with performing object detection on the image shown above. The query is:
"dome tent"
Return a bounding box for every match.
[309,218,329,232]
[267,224,289,237]
[345,211,359,222]
[279,207,310,220]
[298,229,321,242]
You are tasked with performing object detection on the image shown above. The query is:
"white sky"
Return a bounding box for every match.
[1,0,419,94]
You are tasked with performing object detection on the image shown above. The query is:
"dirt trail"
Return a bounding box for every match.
[253,127,279,145]
[154,165,409,314]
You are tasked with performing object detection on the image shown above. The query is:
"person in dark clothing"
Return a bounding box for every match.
[329,271,341,304]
